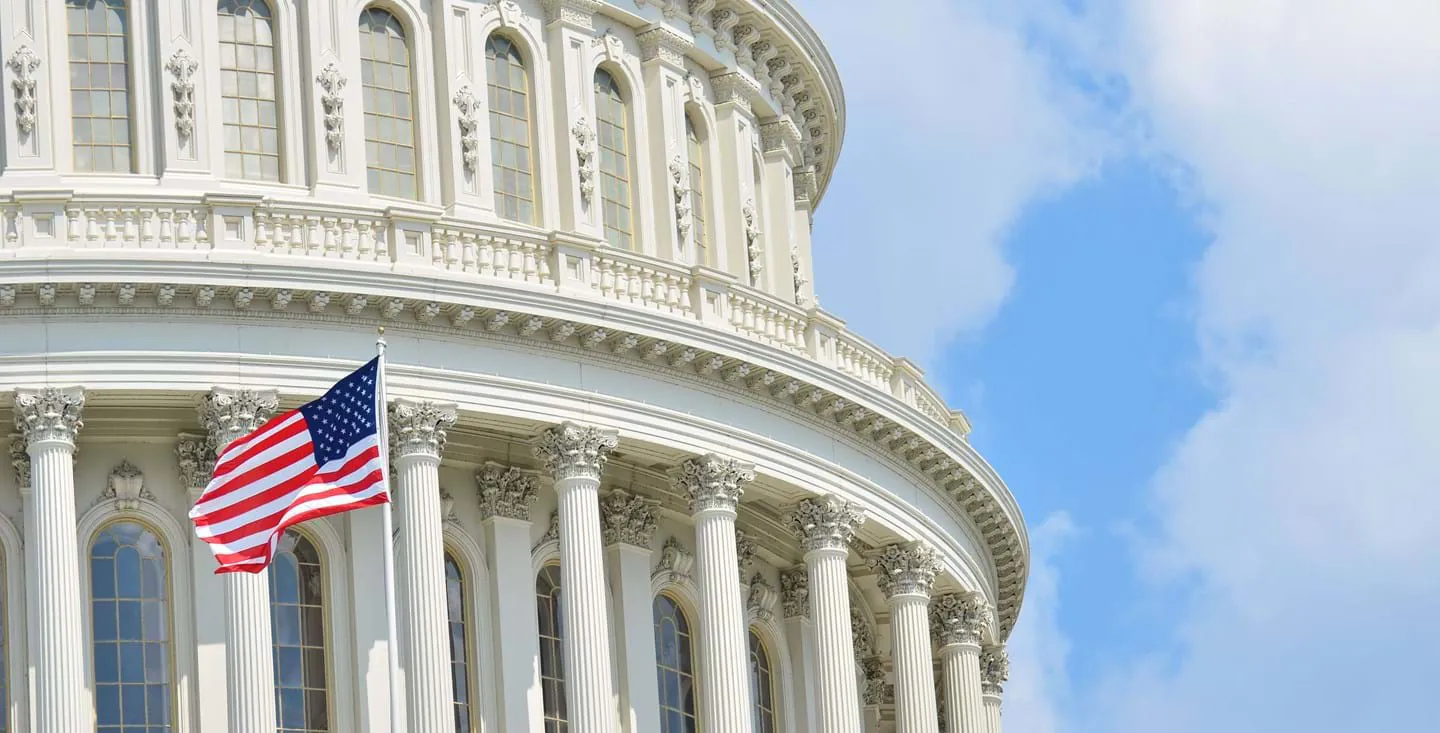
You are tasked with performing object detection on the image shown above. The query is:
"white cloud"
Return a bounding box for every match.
[1074,1,1440,730]
[798,0,1096,368]
[1005,512,1077,733]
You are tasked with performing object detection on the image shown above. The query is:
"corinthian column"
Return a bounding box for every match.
[673,455,757,733]
[931,594,990,733]
[15,387,87,733]
[789,495,866,733]
[200,388,280,733]
[389,399,460,733]
[980,645,1008,733]
[533,421,620,733]
[870,542,941,733]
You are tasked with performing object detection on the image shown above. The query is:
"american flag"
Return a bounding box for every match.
[190,358,388,573]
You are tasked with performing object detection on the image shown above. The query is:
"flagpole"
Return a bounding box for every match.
[376,327,404,733]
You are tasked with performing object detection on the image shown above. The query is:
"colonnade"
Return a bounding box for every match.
[9,388,1008,733]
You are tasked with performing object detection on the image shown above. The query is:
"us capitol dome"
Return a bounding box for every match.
[0,1,1028,732]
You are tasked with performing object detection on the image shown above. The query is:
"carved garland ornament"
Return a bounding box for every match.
[6,45,40,135]
[669,155,692,244]
[791,244,809,306]
[165,49,199,140]
[572,117,597,205]
[453,85,482,172]
[316,63,347,153]
[743,199,763,285]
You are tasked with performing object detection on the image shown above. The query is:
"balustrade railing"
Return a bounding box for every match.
[0,193,962,436]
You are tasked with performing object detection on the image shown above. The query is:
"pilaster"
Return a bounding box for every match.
[710,71,759,278]
[178,433,229,733]
[637,25,695,262]
[601,490,663,733]
[475,463,543,733]
[543,0,605,237]
[780,566,816,733]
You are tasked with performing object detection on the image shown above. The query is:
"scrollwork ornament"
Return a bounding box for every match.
[387,400,458,460]
[14,387,85,447]
[532,421,618,482]
[475,462,540,521]
[599,489,660,547]
[572,116,597,205]
[652,536,695,582]
[930,593,991,648]
[789,494,865,554]
[165,49,200,139]
[316,63,347,153]
[980,645,1009,695]
[101,460,154,510]
[6,45,40,135]
[672,453,754,514]
[868,541,940,599]
[746,573,778,621]
[453,85,482,172]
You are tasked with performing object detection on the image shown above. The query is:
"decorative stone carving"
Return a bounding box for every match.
[731,24,758,69]
[670,155,692,244]
[199,388,278,451]
[536,509,560,548]
[592,27,624,61]
[652,536,695,582]
[100,460,154,510]
[690,0,716,37]
[789,494,865,553]
[316,63,347,153]
[636,25,691,68]
[711,8,739,52]
[930,593,991,648]
[532,422,618,482]
[176,433,216,493]
[599,489,660,547]
[14,387,85,446]
[747,573,778,622]
[671,453,754,514]
[735,528,758,582]
[479,0,523,27]
[750,40,778,84]
[791,245,809,306]
[742,199,763,284]
[165,49,199,140]
[779,566,808,618]
[541,0,601,29]
[7,45,40,135]
[453,85,482,172]
[710,72,753,112]
[980,645,1009,695]
[475,462,539,521]
[388,400,457,460]
[572,117,597,205]
[439,489,458,523]
[861,656,888,705]
[852,605,875,657]
[9,435,29,489]
[868,541,940,599]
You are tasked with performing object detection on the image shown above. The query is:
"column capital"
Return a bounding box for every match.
[199,388,278,449]
[388,399,457,461]
[14,387,85,447]
[532,422,618,483]
[599,489,660,548]
[176,432,216,498]
[710,71,757,113]
[779,566,808,619]
[789,494,865,554]
[930,593,991,649]
[980,645,1009,695]
[475,462,539,522]
[868,541,940,600]
[636,24,693,68]
[672,453,754,515]
[735,528,758,582]
[861,655,891,706]
[541,0,601,29]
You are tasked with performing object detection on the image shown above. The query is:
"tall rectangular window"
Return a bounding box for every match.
[67,0,132,172]
[486,34,536,224]
[219,0,282,181]
[359,8,418,199]
[594,69,634,250]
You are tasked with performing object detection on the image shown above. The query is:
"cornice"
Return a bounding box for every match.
[0,261,1026,637]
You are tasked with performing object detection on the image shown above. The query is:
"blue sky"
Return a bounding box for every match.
[797,1,1440,730]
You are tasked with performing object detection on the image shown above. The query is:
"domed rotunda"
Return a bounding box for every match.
[0,1,1027,732]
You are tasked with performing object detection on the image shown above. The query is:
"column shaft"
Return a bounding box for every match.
[556,476,617,731]
[30,441,87,733]
[226,573,278,732]
[983,695,1002,733]
[940,644,986,733]
[808,548,861,733]
[396,453,455,733]
[891,595,939,732]
[693,510,754,732]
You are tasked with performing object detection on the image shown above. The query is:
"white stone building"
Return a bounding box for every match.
[0,0,1028,732]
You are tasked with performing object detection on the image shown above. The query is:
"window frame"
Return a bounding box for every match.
[217,0,285,182]
[653,592,699,733]
[535,562,567,731]
[64,0,139,174]
[593,66,636,251]
[685,111,711,266]
[485,31,539,225]
[269,526,334,733]
[358,4,420,200]
[748,627,779,733]
[444,547,479,733]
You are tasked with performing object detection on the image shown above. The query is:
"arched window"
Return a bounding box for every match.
[653,594,697,733]
[445,551,474,733]
[486,34,536,224]
[748,628,777,733]
[536,564,566,731]
[218,0,281,181]
[270,529,329,732]
[593,69,634,250]
[66,0,133,172]
[685,113,711,266]
[359,7,417,199]
[90,521,173,731]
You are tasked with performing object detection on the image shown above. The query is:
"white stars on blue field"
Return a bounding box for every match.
[298,357,380,464]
